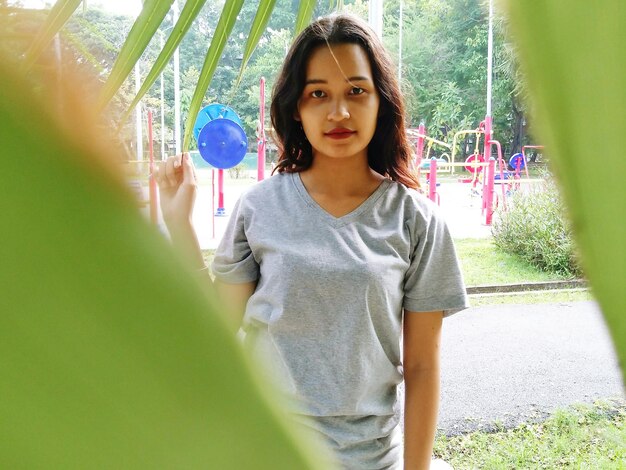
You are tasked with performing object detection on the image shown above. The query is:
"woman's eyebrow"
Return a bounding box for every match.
[304,76,371,85]
[304,78,327,85]
[346,76,370,82]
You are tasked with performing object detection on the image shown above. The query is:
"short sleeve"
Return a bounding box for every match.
[211,195,260,284]
[403,207,469,317]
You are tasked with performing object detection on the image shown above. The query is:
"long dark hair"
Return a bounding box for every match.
[271,14,419,189]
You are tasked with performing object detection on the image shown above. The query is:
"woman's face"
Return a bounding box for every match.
[296,43,380,163]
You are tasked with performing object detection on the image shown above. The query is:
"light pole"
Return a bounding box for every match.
[398,0,403,82]
[157,5,181,159]
[135,62,142,163]
[483,0,494,162]
[159,31,166,160]
[172,0,181,155]
[369,0,383,39]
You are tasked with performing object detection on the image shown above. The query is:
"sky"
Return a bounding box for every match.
[13,0,143,17]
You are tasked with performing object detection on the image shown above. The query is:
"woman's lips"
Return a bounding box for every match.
[325,128,356,139]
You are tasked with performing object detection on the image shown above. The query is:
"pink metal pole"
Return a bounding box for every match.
[148,109,158,225]
[482,115,492,165]
[522,144,543,180]
[216,168,226,216]
[416,122,426,167]
[257,77,266,181]
[489,139,507,210]
[483,157,496,225]
[211,169,215,238]
[428,158,437,203]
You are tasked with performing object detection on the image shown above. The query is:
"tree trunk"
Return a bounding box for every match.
[510,97,525,154]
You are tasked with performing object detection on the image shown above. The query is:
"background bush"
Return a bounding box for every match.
[492,178,582,278]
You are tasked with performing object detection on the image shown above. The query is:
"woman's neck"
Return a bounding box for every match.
[301,152,384,197]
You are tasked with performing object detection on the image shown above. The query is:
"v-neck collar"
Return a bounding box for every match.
[290,172,391,228]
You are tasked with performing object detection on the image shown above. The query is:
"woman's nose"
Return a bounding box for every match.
[327,99,350,121]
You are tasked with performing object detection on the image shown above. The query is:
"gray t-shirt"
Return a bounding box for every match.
[212,172,468,418]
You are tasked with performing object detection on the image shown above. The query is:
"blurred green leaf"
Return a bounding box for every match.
[0,58,330,469]
[182,0,244,151]
[234,0,278,88]
[294,0,316,38]
[97,0,174,110]
[120,0,208,126]
[21,0,83,71]
[504,0,626,380]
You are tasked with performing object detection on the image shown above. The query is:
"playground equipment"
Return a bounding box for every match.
[416,120,535,225]
[193,103,247,217]
[128,78,269,244]
[412,123,452,173]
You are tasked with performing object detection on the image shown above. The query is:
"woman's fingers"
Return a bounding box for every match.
[155,153,193,194]
[181,152,197,186]
[155,161,167,188]
[164,155,182,187]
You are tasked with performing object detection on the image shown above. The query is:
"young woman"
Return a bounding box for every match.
[156,14,468,470]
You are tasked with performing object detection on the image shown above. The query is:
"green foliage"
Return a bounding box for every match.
[227,27,291,135]
[20,0,82,71]
[454,238,571,286]
[120,0,209,125]
[492,180,582,277]
[97,0,175,109]
[0,52,329,470]
[383,0,526,153]
[294,0,316,37]
[235,0,278,86]
[505,0,626,377]
[182,0,245,150]
[434,400,626,469]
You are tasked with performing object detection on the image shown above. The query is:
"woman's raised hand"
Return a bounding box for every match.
[154,152,197,229]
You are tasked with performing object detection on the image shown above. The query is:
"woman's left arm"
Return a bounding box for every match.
[403,310,444,470]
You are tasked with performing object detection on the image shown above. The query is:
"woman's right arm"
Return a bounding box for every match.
[155,153,255,329]
[213,280,257,330]
[155,153,205,271]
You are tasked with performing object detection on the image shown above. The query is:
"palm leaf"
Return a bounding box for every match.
[294,0,316,38]
[233,0,278,88]
[97,0,174,110]
[504,0,626,379]
[120,0,208,125]
[62,30,105,73]
[329,0,344,9]
[182,0,245,151]
[20,0,83,71]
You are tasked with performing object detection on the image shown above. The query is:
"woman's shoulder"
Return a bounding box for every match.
[241,172,291,196]
[237,172,294,210]
[385,179,439,220]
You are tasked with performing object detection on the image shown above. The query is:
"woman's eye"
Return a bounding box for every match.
[350,87,364,95]
[311,90,326,98]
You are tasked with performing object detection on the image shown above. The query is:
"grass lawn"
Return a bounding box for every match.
[434,399,626,469]
[454,238,573,287]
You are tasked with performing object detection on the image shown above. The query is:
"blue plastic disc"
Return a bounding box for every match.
[197,119,248,169]
[193,104,243,142]
[509,153,526,170]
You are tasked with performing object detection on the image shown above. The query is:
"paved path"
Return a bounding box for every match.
[437,300,625,435]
